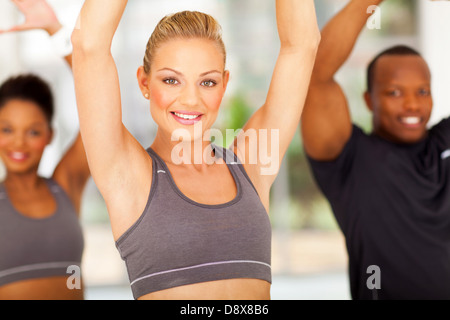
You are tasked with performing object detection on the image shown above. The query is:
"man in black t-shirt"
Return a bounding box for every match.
[301,0,450,299]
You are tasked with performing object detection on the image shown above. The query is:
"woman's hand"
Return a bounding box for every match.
[0,0,61,36]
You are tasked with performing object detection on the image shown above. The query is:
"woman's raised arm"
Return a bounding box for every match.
[71,0,153,237]
[235,0,320,196]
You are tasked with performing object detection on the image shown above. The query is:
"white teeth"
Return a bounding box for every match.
[400,117,421,125]
[10,152,26,160]
[174,112,200,120]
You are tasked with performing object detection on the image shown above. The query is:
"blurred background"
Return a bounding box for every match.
[0,0,449,300]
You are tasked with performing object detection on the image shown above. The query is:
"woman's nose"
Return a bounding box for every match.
[13,132,26,147]
[178,84,200,107]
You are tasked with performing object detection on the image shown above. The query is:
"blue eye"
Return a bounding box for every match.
[164,78,178,85]
[201,80,217,87]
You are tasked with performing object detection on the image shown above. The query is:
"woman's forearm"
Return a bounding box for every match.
[72,0,128,52]
[276,0,321,52]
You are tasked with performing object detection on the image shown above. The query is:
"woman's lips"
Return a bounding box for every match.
[7,151,28,162]
[171,111,203,125]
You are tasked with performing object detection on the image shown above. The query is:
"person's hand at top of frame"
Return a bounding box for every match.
[0,0,62,36]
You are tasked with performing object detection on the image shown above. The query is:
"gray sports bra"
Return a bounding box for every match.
[0,178,84,287]
[116,145,272,299]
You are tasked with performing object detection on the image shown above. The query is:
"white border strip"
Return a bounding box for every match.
[131,260,271,286]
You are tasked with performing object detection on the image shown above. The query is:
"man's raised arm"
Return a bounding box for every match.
[301,0,384,161]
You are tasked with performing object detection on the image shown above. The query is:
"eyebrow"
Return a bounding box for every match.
[157,68,222,77]
[383,82,431,88]
[200,70,222,77]
[0,120,47,127]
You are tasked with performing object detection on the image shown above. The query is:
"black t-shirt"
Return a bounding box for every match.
[307,117,450,300]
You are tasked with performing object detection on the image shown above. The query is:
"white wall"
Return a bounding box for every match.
[0,0,21,82]
[419,0,450,125]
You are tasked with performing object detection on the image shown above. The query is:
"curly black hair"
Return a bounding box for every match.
[0,74,54,125]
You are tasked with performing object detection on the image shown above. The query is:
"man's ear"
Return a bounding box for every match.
[364,91,374,112]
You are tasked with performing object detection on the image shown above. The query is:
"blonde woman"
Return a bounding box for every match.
[72,0,320,300]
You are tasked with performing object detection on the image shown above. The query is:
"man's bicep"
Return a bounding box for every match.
[301,80,353,161]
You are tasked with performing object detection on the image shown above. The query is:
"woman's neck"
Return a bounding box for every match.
[150,131,218,169]
[4,171,44,192]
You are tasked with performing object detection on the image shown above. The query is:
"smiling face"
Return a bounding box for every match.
[0,99,53,175]
[365,55,433,144]
[138,37,229,142]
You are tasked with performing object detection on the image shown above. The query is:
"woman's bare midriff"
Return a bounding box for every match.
[138,278,271,300]
[0,276,84,300]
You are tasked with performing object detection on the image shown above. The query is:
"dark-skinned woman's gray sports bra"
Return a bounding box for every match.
[115,145,272,299]
[0,178,84,287]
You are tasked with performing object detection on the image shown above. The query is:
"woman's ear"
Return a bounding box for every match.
[223,70,230,91]
[137,66,150,99]
[48,128,54,145]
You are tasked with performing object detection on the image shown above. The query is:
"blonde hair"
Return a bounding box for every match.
[143,11,226,74]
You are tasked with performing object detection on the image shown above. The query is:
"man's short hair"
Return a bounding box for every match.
[367,45,422,93]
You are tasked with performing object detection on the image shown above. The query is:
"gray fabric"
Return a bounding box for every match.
[0,179,84,286]
[116,145,272,299]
